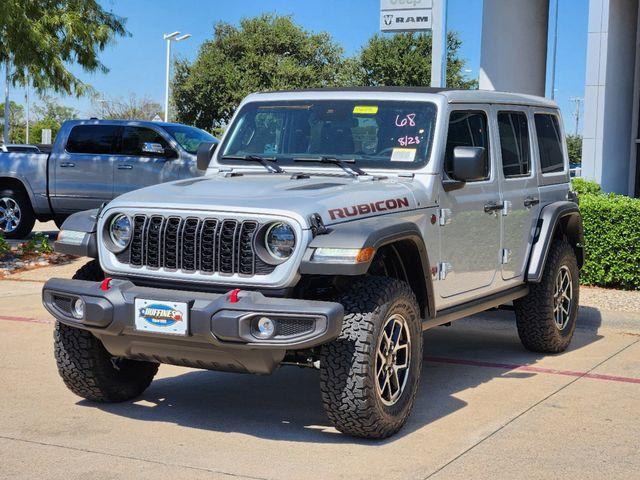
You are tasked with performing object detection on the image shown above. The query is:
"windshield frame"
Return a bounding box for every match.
[162,124,218,155]
[216,99,439,172]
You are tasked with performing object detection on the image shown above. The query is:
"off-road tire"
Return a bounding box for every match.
[73,259,105,281]
[319,277,423,439]
[54,259,158,402]
[0,188,35,239]
[514,240,579,353]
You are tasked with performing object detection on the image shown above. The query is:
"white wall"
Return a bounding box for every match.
[582,0,639,195]
[479,0,550,96]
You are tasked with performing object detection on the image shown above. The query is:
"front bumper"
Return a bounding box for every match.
[42,278,343,374]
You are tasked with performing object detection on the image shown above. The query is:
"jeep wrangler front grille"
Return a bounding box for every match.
[126,215,274,276]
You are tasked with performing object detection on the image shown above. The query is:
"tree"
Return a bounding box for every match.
[0,0,128,96]
[172,14,346,128]
[355,32,477,89]
[34,95,78,124]
[0,101,25,143]
[566,134,582,164]
[92,93,162,121]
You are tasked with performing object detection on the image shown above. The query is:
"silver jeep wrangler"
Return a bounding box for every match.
[44,88,583,439]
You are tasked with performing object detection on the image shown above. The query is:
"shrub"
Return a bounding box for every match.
[19,233,53,256]
[579,192,640,290]
[0,234,10,257]
[571,177,601,195]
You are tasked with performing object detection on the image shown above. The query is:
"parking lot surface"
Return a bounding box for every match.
[1,259,639,479]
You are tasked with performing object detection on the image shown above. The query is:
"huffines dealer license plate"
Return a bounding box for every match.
[134,299,188,335]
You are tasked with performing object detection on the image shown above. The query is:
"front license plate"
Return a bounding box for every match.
[134,299,188,335]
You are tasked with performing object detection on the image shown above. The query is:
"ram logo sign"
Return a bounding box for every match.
[380,0,433,32]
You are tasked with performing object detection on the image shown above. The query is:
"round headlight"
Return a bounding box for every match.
[108,214,132,252]
[265,222,295,260]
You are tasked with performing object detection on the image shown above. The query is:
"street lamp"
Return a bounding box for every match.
[163,31,191,122]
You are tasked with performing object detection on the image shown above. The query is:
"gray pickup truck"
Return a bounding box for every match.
[0,119,217,238]
[45,88,583,439]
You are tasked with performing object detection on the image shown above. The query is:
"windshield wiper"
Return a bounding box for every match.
[293,156,366,178]
[221,154,284,174]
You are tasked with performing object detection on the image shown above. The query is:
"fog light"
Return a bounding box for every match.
[253,317,276,339]
[72,298,85,319]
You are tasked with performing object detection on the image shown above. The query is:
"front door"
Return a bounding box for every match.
[496,109,541,280]
[438,108,502,299]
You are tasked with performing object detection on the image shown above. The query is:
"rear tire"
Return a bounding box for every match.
[319,277,423,439]
[515,240,579,353]
[0,188,35,239]
[54,258,157,402]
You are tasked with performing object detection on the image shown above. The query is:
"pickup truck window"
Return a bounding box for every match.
[121,126,173,157]
[534,114,564,174]
[162,125,217,154]
[219,100,437,170]
[498,111,531,177]
[66,125,119,155]
[445,111,490,181]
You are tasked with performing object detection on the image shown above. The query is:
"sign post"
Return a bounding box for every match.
[379,0,447,88]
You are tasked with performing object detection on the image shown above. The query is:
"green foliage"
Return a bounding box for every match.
[173,14,346,128]
[579,192,640,290]
[34,95,78,124]
[355,31,477,89]
[0,101,25,143]
[566,134,582,164]
[0,0,128,96]
[571,178,601,195]
[0,234,10,257]
[20,233,53,256]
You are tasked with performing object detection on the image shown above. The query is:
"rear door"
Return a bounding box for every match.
[495,108,541,280]
[51,124,118,213]
[113,126,184,197]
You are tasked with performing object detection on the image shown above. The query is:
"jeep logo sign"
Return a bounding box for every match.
[380,0,432,32]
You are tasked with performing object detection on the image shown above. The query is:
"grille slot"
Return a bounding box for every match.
[125,214,275,277]
[276,318,315,337]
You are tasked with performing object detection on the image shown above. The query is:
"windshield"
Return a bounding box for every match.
[162,125,217,154]
[219,100,437,170]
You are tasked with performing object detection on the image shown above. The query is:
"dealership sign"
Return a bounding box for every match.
[380,0,432,32]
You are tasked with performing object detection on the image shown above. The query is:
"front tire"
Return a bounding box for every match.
[319,277,423,439]
[514,240,579,353]
[0,188,35,239]
[54,258,158,402]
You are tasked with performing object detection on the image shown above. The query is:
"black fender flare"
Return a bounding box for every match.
[53,209,99,258]
[299,216,436,318]
[526,201,584,283]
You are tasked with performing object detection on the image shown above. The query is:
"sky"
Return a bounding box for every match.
[2,0,588,133]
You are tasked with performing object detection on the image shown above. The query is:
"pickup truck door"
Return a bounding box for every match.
[437,108,502,303]
[113,126,192,196]
[51,124,118,213]
[495,108,541,281]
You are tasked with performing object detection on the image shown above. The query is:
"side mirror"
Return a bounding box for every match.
[141,142,165,155]
[443,146,487,192]
[197,141,218,171]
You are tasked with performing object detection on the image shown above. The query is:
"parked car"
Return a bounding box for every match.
[0,144,41,153]
[45,88,583,439]
[0,120,218,238]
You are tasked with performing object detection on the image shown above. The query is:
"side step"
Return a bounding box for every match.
[421,285,529,331]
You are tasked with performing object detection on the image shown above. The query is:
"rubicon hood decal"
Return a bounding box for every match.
[329,197,410,220]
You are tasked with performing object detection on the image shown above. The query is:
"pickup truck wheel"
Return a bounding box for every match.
[54,322,159,402]
[515,240,579,353]
[0,189,35,239]
[319,277,422,439]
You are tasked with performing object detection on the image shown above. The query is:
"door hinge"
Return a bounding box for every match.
[438,262,452,280]
[502,201,512,216]
[439,208,452,226]
[501,248,512,264]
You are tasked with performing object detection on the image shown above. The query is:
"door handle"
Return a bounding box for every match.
[484,201,504,214]
[59,162,75,168]
[117,164,133,170]
[524,196,540,208]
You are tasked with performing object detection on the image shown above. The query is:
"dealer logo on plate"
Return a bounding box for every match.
[138,304,183,327]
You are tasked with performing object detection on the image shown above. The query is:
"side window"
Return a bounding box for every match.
[498,111,531,177]
[534,114,565,174]
[66,125,119,155]
[445,111,490,180]
[120,127,172,156]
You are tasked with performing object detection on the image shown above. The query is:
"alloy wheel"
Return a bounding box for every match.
[0,197,21,233]
[375,313,412,406]
[553,265,573,330]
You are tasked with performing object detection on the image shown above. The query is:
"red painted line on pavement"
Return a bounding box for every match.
[426,356,640,385]
[0,314,53,325]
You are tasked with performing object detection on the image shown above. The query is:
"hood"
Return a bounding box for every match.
[108,172,433,228]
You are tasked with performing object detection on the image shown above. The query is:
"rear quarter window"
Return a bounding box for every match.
[534,114,565,174]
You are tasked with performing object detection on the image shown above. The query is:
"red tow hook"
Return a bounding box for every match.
[100,277,113,291]
[229,288,241,303]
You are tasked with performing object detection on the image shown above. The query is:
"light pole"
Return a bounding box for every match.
[3,61,9,145]
[163,31,191,122]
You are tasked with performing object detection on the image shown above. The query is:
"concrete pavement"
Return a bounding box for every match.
[0,263,639,479]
